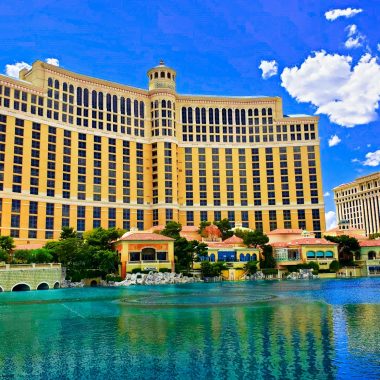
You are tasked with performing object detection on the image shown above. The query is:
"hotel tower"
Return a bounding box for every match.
[0,60,325,244]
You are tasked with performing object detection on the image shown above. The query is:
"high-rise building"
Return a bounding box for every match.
[0,60,325,244]
[334,172,380,236]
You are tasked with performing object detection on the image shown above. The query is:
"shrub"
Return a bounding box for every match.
[262,268,278,275]
[244,261,257,274]
[106,274,123,282]
[13,250,33,264]
[159,268,171,273]
[329,260,340,273]
[0,249,10,263]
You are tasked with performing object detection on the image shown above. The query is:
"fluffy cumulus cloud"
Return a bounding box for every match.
[281,51,380,127]
[344,24,366,49]
[325,8,363,21]
[325,211,338,231]
[5,61,31,78]
[45,58,59,66]
[362,150,380,166]
[324,191,330,197]
[258,60,278,79]
[328,134,341,147]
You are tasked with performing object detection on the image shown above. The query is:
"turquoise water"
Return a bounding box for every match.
[1,278,380,379]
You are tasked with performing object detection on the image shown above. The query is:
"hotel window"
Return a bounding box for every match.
[0,115,6,191]
[214,211,221,222]
[186,211,194,226]
[108,207,116,228]
[136,143,144,205]
[77,206,86,233]
[200,210,208,221]
[137,209,144,230]
[228,211,235,227]
[298,209,306,230]
[123,209,130,230]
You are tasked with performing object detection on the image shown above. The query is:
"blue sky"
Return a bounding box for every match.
[1,0,380,228]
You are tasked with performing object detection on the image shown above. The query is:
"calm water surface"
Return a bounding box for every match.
[1,278,380,380]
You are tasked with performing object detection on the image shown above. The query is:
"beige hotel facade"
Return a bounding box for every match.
[0,60,325,244]
[334,172,380,236]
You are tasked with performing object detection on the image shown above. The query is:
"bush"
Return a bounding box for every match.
[329,260,340,273]
[159,268,171,273]
[244,261,257,274]
[13,250,33,264]
[0,249,9,263]
[106,274,123,282]
[66,269,105,282]
[262,268,278,275]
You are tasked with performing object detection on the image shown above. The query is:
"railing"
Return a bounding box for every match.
[128,260,170,264]
[0,263,61,270]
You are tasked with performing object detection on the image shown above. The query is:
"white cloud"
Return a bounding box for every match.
[325,211,338,231]
[367,144,371,147]
[324,191,330,197]
[45,58,59,66]
[325,8,363,21]
[5,61,31,78]
[378,43,380,52]
[328,134,341,147]
[363,150,380,166]
[281,51,380,127]
[344,24,365,49]
[259,60,278,79]
[351,158,360,163]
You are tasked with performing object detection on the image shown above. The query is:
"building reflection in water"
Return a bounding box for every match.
[7,292,380,379]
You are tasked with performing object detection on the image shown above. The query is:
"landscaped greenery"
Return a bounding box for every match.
[200,261,227,278]
[244,261,258,274]
[324,235,360,265]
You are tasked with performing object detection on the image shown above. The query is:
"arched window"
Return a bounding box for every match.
[98,92,103,109]
[262,108,267,116]
[325,251,334,258]
[140,101,144,118]
[126,98,131,115]
[209,108,214,124]
[241,109,246,125]
[240,253,245,262]
[69,85,74,94]
[83,89,89,107]
[268,108,273,116]
[182,107,187,123]
[248,109,253,117]
[228,109,233,125]
[54,80,59,89]
[150,74,152,79]
[48,78,53,87]
[222,109,227,124]
[187,107,193,123]
[112,95,118,113]
[134,100,139,117]
[154,72,158,78]
[63,82,68,92]
[160,71,165,78]
[210,253,215,262]
[215,108,220,124]
[76,87,82,106]
[154,100,158,108]
[167,72,171,79]
[235,109,240,125]
[142,247,156,261]
[306,251,315,258]
[195,107,200,124]
[316,251,324,258]
[245,253,251,261]
[252,254,257,261]
[120,97,125,114]
[106,94,112,112]
[167,100,171,108]
[368,251,376,260]
[201,108,206,124]
[162,100,166,108]
[254,108,259,116]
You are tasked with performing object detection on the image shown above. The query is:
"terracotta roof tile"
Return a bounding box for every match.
[288,238,337,246]
[119,232,174,242]
[223,235,244,244]
[267,228,303,235]
[360,240,380,247]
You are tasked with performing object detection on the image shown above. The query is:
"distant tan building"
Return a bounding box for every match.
[334,172,380,236]
[267,228,314,244]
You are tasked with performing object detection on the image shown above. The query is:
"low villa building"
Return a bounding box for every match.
[114,230,175,277]
[268,228,314,244]
[272,237,339,271]
[356,240,380,276]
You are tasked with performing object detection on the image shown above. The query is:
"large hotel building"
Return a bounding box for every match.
[0,60,325,244]
[334,172,380,236]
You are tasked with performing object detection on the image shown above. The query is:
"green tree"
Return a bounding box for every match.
[174,237,194,272]
[214,219,233,240]
[200,261,227,277]
[84,227,124,251]
[161,221,182,240]
[13,250,33,264]
[60,226,78,240]
[0,236,15,253]
[243,230,269,248]
[324,235,360,265]
[329,260,340,273]
[193,242,208,262]
[0,249,9,263]
[244,261,258,274]
[198,221,211,236]
[260,245,276,269]
[32,248,53,263]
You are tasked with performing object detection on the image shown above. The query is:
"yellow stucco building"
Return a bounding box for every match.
[0,60,325,244]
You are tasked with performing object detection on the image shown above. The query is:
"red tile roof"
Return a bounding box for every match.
[267,228,303,235]
[14,243,44,250]
[360,240,380,247]
[119,232,174,242]
[271,241,290,248]
[289,238,337,246]
[223,235,244,244]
